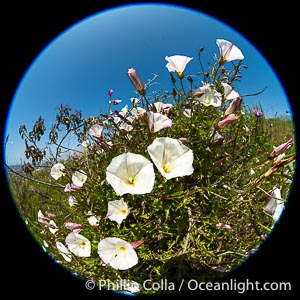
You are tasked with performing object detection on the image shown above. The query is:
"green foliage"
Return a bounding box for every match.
[6,45,296,296]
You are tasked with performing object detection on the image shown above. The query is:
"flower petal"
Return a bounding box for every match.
[50,163,65,180]
[147,111,172,133]
[106,153,155,195]
[216,39,244,63]
[147,137,194,179]
[98,237,138,270]
[65,232,91,257]
[107,198,130,225]
[72,170,87,187]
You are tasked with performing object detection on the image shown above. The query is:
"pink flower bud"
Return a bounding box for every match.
[46,212,56,218]
[268,138,294,159]
[64,183,82,192]
[127,68,146,96]
[215,223,232,229]
[112,99,122,105]
[130,240,144,249]
[224,97,242,116]
[64,222,82,230]
[215,114,239,130]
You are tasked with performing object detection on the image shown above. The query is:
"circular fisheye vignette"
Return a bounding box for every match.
[4,2,296,296]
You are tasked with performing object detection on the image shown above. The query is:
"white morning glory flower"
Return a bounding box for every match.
[56,241,72,262]
[147,137,194,179]
[183,109,192,118]
[98,237,138,270]
[68,195,77,206]
[130,107,146,119]
[249,168,255,176]
[87,215,99,226]
[65,232,91,258]
[81,139,90,148]
[106,152,155,196]
[193,83,222,107]
[88,124,104,138]
[147,111,172,133]
[165,55,193,79]
[72,170,87,187]
[49,220,59,235]
[221,82,240,100]
[50,163,65,180]
[216,39,244,64]
[113,116,133,132]
[264,188,284,222]
[130,97,140,105]
[153,102,173,114]
[106,198,130,225]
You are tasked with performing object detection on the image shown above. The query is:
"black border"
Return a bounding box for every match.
[1,1,299,298]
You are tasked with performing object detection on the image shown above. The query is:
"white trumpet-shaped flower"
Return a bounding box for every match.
[72,170,87,187]
[81,139,90,148]
[264,188,284,222]
[87,215,99,226]
[106,152,155,196]
[193,83,222,107]
[147,137,194,179]
[216,39,244,64]
[56,241,72,262]
[49,220,59,235]
[98,237,138,270]
[147,111,172,133]
[65,232,91,257]
[221,83,240,100]
[165,55,193,79]
[106,198,130,225]
[88,124,104,138]
[153,102,173,114]
[50,163,65,180]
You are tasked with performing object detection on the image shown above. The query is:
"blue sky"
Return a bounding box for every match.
[4,3,292,165]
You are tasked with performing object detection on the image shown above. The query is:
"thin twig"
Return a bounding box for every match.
[215,251,248,258]
[182,207,194,256]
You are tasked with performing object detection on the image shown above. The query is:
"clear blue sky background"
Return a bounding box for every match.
[4,3,292,165]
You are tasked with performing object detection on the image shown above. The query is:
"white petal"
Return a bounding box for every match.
[81,140,90,147]
[107,198,130,225]
[162,149,194,179]
[98,237,138,270]
[183,109,192,118]
[106,153,155,195]
[68,195,77,206]
[272,200,284,221]
[88,124,103,137]
[216,39,244,62]
[265,188,284,221]
[60,252,72,262]
[221,83,240,100]
[72,170,87,187]
[147,112,172,133]
[147,137,194,179]
[49,220,59,234]
[87,215,99,226]
[50,163,65,180]
[165,55,193,73]
[56,241,70,254]
[65,232,91,257]
[38,209,44,219]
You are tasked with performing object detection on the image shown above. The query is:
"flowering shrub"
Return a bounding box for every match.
[8,39,295,295]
